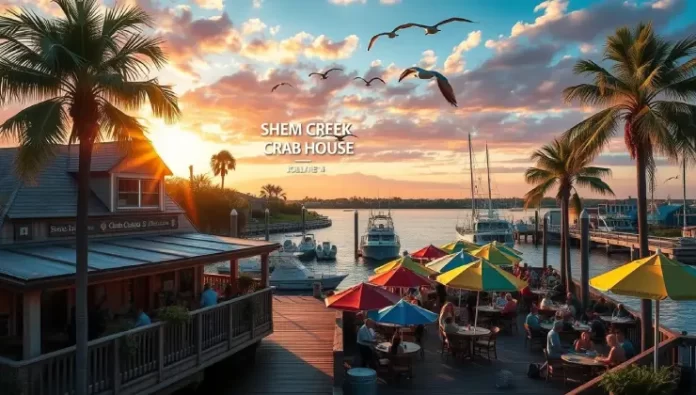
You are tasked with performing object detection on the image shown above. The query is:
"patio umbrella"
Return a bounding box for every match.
[470,243,522,266]
[589,249,696,371]
[369,266,433,288]
[426,251,480,306]
[489,241,524,257]
[325,282,400,312]
[440,240,480,253]
[369,299,439,326]
[410,244,449,261]
[437,259,527,332]
[374,256,438,278]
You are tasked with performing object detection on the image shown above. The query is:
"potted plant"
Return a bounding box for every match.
[157,305,191,325]
[237,275,256,294]
[600,365,677,395]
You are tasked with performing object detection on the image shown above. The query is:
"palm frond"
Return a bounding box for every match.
[523,178,557,209]
[577,166,612,178]
[97,77,180,122]
[99,101,147,144]
[570,192,583,215]
[563,107,622,159]
[660,76,696,102]
[0,60,63,105]
[575,176,615,196]
[100,35,166,78]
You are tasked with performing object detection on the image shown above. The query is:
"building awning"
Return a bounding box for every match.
[0,232,280,290]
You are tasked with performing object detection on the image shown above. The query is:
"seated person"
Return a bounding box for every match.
[595,334,627,367]
[529,269,540,287]
[520,285,534,299]
[439,302,455,329]
[589,316,606,342]
[357,319,378,367]
[580,307,595,323]
[443,316,460,334]
[612,303,631,319]
[593,297,610,315]
[389,332,405,355]
[133,308,151,328]
[616,330,636,359]
[540,294,554,310]
[512,263,521,277]
[566,292,581,318]
[525,306,543,333]
[546,321,565,359]
[501,293,518,314]
[574,331,595,352]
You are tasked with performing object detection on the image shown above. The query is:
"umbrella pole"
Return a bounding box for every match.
[458,290,462,308]
[473,291,480,333]
[654,300,659,372]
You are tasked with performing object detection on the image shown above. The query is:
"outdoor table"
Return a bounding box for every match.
[375,341,421,355]
[541,322,591,332]
[599,316,636,325]
[561,353,606,368]
[530,288,548,299]
[457,326,491,337]
[476,306,503,314]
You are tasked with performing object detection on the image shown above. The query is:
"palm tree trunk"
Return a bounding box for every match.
[221,175,225,190]
[559,196,567,291]
[75,137,95,395]
[636,153,653,351]
[563,193,573,294]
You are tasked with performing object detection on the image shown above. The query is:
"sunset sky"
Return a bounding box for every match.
[1,0,695,200]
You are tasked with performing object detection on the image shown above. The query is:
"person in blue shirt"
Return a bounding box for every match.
[200,283,218,308]
[616,330,636,359]
[134,308,151,327]
[546,321,564,359]
[525,305,542,333]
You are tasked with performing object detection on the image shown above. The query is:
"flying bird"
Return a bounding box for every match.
[271,82,293,92]
[398,67,457,107]
[333,134,358,142]
[394,17,474,35]
[308,68,343,80]
[368,30,399,51]
[353,77,386,86]
[664,175,679,184]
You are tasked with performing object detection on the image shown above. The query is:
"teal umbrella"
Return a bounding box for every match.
[368,299,439,326]
[426,250,479,273]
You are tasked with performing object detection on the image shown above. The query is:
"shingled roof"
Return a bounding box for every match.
[0,141,183,220]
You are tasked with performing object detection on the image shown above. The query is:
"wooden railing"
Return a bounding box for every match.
[0,287,274,395]
[241,218,332,236]
[203,273,262,292]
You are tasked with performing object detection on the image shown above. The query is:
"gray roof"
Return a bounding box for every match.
[0,142,183,219]
[0,232,272,283]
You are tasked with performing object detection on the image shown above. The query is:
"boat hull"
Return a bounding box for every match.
[360,245,400,261]
[271,274,347,291]
[457,231,515,249]
[295,249,316,261]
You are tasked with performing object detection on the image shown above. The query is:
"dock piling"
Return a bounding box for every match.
[354,210,359,259]
[301,205,306,235]
[264,208,270,242]
[229,209,238,238]
[542,215,548,270]
[580,209,590,310]
[534,210,539,246]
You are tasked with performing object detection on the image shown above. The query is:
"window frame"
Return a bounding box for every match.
[116,177,161,209]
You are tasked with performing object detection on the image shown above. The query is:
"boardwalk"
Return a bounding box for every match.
[196,295,336,395]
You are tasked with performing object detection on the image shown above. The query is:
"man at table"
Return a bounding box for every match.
[615,330,636,359]
[501,293,518,314]
[546,321,565,359]
[593,297,610,315]
[357,319,378,367]
[566,292,581,318]
[525,306,542,333]
[540,294,553,310]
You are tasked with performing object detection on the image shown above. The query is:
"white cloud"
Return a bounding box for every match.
[579,43,595,54]
[252,0,263,8]
[241,32,359,64]
[380,0,401,4]
[242,18,267,35]
[371,59,382,67]
[486,0,568,52]
[418,50,437,70]
[193,0,224,10]
[444,30,482,73]
[329,0,367,5]
[270,25,281,36]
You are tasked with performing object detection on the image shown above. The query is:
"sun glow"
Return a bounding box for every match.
[147,122,215,178]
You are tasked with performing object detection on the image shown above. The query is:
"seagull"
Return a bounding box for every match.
[398,67,457,107]
[394,17,474,35]
[271,82,293,92]
[368,30,399,51]
[353,77,386,86]
[308,68,342,80]
[332,134,358,142]
[664,175,679,184]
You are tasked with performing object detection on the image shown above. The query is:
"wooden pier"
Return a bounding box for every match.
[241,218,332,237]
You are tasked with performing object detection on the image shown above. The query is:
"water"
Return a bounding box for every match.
[265,209,695,333]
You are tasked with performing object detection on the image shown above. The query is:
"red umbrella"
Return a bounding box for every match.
[410,244,449,261]
[369,266,433,288]
[325,282,400,312]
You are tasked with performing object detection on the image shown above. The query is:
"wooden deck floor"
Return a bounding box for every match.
[195,295,336,395]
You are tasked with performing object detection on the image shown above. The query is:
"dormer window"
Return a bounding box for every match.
[117,178,160,209]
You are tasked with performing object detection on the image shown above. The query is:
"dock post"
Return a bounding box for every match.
[230,209,238,238]
[264,208,270,241]
[354,210,359,259]
[534,210,539,246]
[580,210,590,310]
[301,205,306,235]
[542,215,548,270]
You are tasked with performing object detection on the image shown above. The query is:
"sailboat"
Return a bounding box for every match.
[455,134,515,247]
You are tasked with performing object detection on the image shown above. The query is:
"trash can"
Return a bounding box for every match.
[312,282,322,298]
[344,367,377,395]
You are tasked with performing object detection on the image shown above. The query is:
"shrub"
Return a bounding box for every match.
[157,305,191,325]
[599,365,677,395]
[237,275,256,294]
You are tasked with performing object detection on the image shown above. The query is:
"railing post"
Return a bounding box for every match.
[196,314,202,365]
[542,215,548,270]
[228,303,234,350]
[158,325,164,383]
[113,337,121,394]
[250,296,257,340]
[580,210,590,310]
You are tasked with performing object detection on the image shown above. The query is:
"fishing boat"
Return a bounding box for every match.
[455,133,515,247]
[360,210,401,261]
[296,233,317,261]
[315,241,338,260]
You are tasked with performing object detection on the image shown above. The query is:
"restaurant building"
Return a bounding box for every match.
[0,141,278,394]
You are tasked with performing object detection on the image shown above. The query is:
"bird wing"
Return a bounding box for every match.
[353,77,368,83]
[398,68,418,82]
[368,32,388,51]
[436,76,458,107]
[368,77,386,84]
[308,72,322,77]
[284,83,294,88]
[346,134,358,139]
[324,68,342,76]
[434,17,474,28]
[394,23,429,32]
[271,84,280,92]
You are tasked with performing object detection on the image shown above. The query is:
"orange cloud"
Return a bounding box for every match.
[241,33,359,64]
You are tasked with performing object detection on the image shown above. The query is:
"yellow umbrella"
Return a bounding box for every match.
[590,249,696,371]
[490,240,524,256]
[470,243,522,265]
[440,240,480,253]
[437,258,527,330]
[374,256,438,278]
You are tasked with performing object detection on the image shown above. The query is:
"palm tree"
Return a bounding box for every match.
[191,173,213,191]
[274,185,287,201]
[562,22,696,350]
[210,150,236,189]
[0,2,180,393]
[523,138,615,293]
[260,184,275,201]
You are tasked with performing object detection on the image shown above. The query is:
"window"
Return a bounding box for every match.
[117,178,160,208]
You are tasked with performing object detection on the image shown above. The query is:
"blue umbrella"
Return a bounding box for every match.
[370,299,439,326]
[426,250,479,273]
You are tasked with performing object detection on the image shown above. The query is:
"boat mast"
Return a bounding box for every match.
[486,143,492,215]
[468,133,476,223]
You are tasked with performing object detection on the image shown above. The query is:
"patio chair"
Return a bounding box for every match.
[402,327,425,360]
[447,333,471,360]
[499,312,518,335]
[473,326,500,361]
[562,362,594,388]
[523,324,545,352]
[543,349,564,382]
[375,354,413,382]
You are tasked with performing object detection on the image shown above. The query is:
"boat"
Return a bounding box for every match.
[455,134,515,247]
[315,241,337,260]
[360,210,401,261]
[281,239,299,253]
[295,233,317,261]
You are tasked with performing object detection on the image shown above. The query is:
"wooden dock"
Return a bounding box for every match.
[196,295,336,394]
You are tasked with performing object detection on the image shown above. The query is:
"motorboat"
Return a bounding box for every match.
[360,210,401,261]
[281,239,299,253]
[315,241,337,260]
[295,233,317,261]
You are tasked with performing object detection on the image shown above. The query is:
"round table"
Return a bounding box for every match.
[375,341,421,355]
[530,288,548,296]
[541,322,592,332]
[561,353,606,367]
[457,326,491,337]
[599,316,636,325]
[477,306,502,314]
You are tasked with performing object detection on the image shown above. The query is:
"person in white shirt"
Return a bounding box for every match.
[540,294,553,310]
[357,319,377,367]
